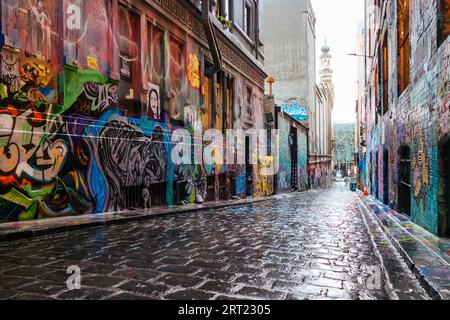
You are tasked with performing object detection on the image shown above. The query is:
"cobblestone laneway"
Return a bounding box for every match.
[0,185,425,300]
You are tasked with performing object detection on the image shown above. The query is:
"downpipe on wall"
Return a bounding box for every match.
[201,0,222,76]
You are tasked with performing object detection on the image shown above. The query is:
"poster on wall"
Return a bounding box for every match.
[147,83,161,121]
[120,53,132,79]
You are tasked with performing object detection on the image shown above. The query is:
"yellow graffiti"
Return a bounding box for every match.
[87,56,98,70]
[19,58,56,102]
[187,53,200,89]
[0,188,34,209]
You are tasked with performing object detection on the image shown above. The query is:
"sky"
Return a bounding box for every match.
[312,0,364,123]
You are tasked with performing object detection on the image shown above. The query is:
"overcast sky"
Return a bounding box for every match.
[312,0,364,123]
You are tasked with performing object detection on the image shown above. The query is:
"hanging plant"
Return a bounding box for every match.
[217,15,233,30]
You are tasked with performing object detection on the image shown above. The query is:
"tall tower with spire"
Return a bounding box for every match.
[309,39,335,189]
[319,40,335,98]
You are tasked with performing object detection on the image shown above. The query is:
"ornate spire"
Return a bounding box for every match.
[321,38,330,53]
[319,39,334,97]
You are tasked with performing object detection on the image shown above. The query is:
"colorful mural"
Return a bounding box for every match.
[0,0,268,222]
[364,1,450,236]
[276,113,308,193]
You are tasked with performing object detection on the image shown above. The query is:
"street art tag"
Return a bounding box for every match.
[281,100,308,121]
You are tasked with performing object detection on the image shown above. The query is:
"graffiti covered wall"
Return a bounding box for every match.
[0,0,267,222]
[276,112,308,193]
[365,0,450,235]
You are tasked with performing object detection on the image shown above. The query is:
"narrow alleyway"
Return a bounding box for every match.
[0,185,426,300]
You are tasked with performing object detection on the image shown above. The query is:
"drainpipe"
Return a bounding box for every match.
[274,105,280,195]
[0,1,3,47]
[201,0,222,76]
[306,126,311,190]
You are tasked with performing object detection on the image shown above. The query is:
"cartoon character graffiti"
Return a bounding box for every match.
[0,50,20,96]
[0,51,57,103]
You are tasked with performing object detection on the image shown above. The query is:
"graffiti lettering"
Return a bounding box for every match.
[81,82,119,113]
[0,107,67,183]
[66,4,82,30]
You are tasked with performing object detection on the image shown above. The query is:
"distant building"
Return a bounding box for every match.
[355,21,367,189]
[261,0,316,122]
[262,0,334,190]
[263,94,309,195]
[309,42,335,189]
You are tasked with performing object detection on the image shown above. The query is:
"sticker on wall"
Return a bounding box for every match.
[147,83,161,121]
[187,53,200,89]
[87,56,98,70]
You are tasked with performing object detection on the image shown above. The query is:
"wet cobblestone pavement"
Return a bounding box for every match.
[0,185,429,300]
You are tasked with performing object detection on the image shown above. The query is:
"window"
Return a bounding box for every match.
[215,72,223,132]
[226,76,234,130]
[202,60,213,130]
[27,0,56,60]
[397,0,410,96]
[244,2,252,37]
[118,5,141,112]
[149,26,165,88]
[382,33,389,115]
[64,1,112,75]
[438,0,450,47]
[168,38,185,120]
[216,0,231,20]
[147,23,165,120]
[375,65,380,123]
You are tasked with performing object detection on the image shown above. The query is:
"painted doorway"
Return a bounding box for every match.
[383,149,389,205]
[398,145,411,216]
[289,126,298,191]
[245,136,253,198]
[439,137,450,236]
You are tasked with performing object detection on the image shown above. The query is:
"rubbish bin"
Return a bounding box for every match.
[350,183,357,192]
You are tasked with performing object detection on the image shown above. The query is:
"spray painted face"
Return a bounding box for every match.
[149,90,160,120]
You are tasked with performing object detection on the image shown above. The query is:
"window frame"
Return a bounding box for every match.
[244,1,253,38]
[397,0,411,96]
[117,2,142,106]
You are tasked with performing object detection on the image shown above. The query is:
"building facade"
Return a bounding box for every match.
[275,108,309,194]
[262,0,334,190]
[355,21,367,189]
[262,94,308,195]
[261,0,316,121]
[361,0,449,236]
[0,0,269,223]
[309,43,335,189]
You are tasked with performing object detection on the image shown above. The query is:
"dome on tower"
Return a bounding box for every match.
[321,42,330,53]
